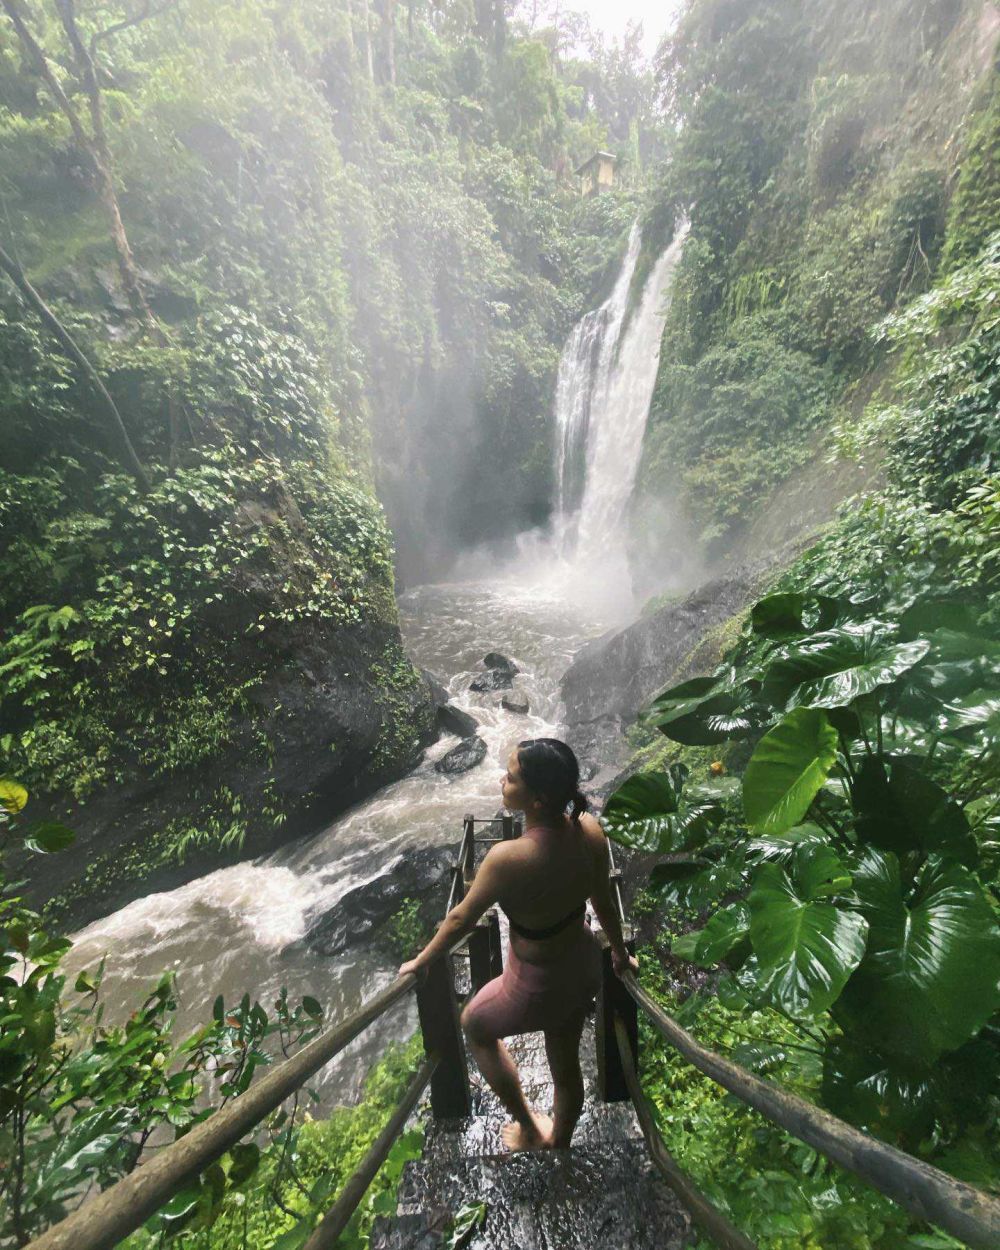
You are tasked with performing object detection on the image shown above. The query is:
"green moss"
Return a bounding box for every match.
[943,67,1000,270]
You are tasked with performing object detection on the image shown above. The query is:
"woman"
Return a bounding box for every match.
[399,737,638,1152]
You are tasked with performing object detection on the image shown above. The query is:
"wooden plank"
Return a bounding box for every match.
[304,1054,438,1250]
[595,934,637,1103]
[416,954,472,1120]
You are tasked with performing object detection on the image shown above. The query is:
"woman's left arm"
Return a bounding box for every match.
[398,843,513,978]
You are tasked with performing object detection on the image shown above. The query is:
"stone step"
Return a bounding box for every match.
[418,1098,642,1168]
[370,1139,692,1250]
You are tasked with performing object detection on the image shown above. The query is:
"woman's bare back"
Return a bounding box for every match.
[496,813,607,965]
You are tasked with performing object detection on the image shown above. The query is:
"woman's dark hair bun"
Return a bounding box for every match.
[516,738,586,820]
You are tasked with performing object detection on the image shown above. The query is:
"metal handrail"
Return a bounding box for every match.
[621,971,1000,1250]
[612,1014,757,1250]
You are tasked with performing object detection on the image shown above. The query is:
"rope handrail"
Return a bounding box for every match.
[620,970,1000,1250]
[611,1013,757,1250]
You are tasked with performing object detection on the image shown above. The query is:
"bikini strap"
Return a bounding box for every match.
[507,900,586,941]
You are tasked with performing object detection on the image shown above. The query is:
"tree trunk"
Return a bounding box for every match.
[0,242,149,489]
[53,0,162,336]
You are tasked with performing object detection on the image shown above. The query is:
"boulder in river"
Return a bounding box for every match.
[501,694,530,714]
[470,667,513,693]
[438,703,479,737]
[305,846,453,956]
[483,651,519,675]
[421,668,450,707]
[434,735,488,775]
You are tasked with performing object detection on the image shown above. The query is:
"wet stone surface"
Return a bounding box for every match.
[373,917,692,1250]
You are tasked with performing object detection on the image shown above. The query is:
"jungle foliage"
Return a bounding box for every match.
[637,0,990,554]
[0,784,426,1250]
[609,217,1000,1243]
[0,0,659,890]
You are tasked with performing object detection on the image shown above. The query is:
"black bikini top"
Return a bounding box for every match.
[504,900,587,941]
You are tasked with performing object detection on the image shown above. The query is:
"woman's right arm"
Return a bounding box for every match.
[585,817,639,977]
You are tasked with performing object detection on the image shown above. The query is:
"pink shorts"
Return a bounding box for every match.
[463,925,602,1039]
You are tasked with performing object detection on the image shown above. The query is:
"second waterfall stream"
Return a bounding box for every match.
[63,218,687,1102]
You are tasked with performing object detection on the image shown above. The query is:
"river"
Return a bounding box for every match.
[63,571,618,1104]
[63,210,685,1107]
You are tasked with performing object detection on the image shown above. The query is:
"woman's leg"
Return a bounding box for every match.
[460,993,551,1150]
[543,1014,586,1148]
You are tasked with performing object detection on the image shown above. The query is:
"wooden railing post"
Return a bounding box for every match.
[487,906,504,979]
[416,954,472,1120]
[468,908,502,993]
[501,813,515,839]
[595,927,637,1103]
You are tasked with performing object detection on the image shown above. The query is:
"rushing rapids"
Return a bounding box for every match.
[62,222,688,1105]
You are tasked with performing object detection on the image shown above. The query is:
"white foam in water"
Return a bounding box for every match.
[59,226,688,1101]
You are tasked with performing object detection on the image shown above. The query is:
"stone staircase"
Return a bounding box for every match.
[371,1009,693,1250]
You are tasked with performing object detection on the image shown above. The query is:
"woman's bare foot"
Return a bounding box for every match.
[501,1113,553,1152]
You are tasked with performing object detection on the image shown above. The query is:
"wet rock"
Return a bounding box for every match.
[561,566,773,761]
[501,694,530,714]
[438,704,479,737]
[434,735,488,775]
[483,651,519,675]
[421,669,450,707]
[470,667,514,693]
[371,1007,691,1250]
[304,846,452,956]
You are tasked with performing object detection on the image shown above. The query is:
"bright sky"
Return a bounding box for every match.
[570,0,685,58]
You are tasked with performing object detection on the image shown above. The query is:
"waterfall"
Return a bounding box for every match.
[553,219,687,585]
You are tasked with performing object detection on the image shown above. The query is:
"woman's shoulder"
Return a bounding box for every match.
[577,811,607,853]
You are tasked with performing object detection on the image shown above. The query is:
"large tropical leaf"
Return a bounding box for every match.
[898,600,980,642]
[603,771,720,854]
[750,592,843,638]
[604,770,681,820]
[853,757,976,864]
[674,902,751,968]
[743,707,839,834]
[746,823,826,864]
[650,856,742,911]
[747,845,868,1016]
[931,690,1000,737]
[834,851,1000,1065]
[761,622,929,711]
[821,1041,937,1143]
[645,676,765,745]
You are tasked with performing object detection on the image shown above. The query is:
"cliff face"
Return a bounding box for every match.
[634,0,1000,570]
[8,467,438,929]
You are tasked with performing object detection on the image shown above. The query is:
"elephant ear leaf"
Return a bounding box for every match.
[761,622,929,710]
[750,592,842,638]
[822,1041,938,1142]
[603,771,720,854]
[747,844,867,1017]
[834,851,1000,1065]
[853,757,977,865]
[645,677,763,745]
[675,902,750,968]
[743,707,839,835]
